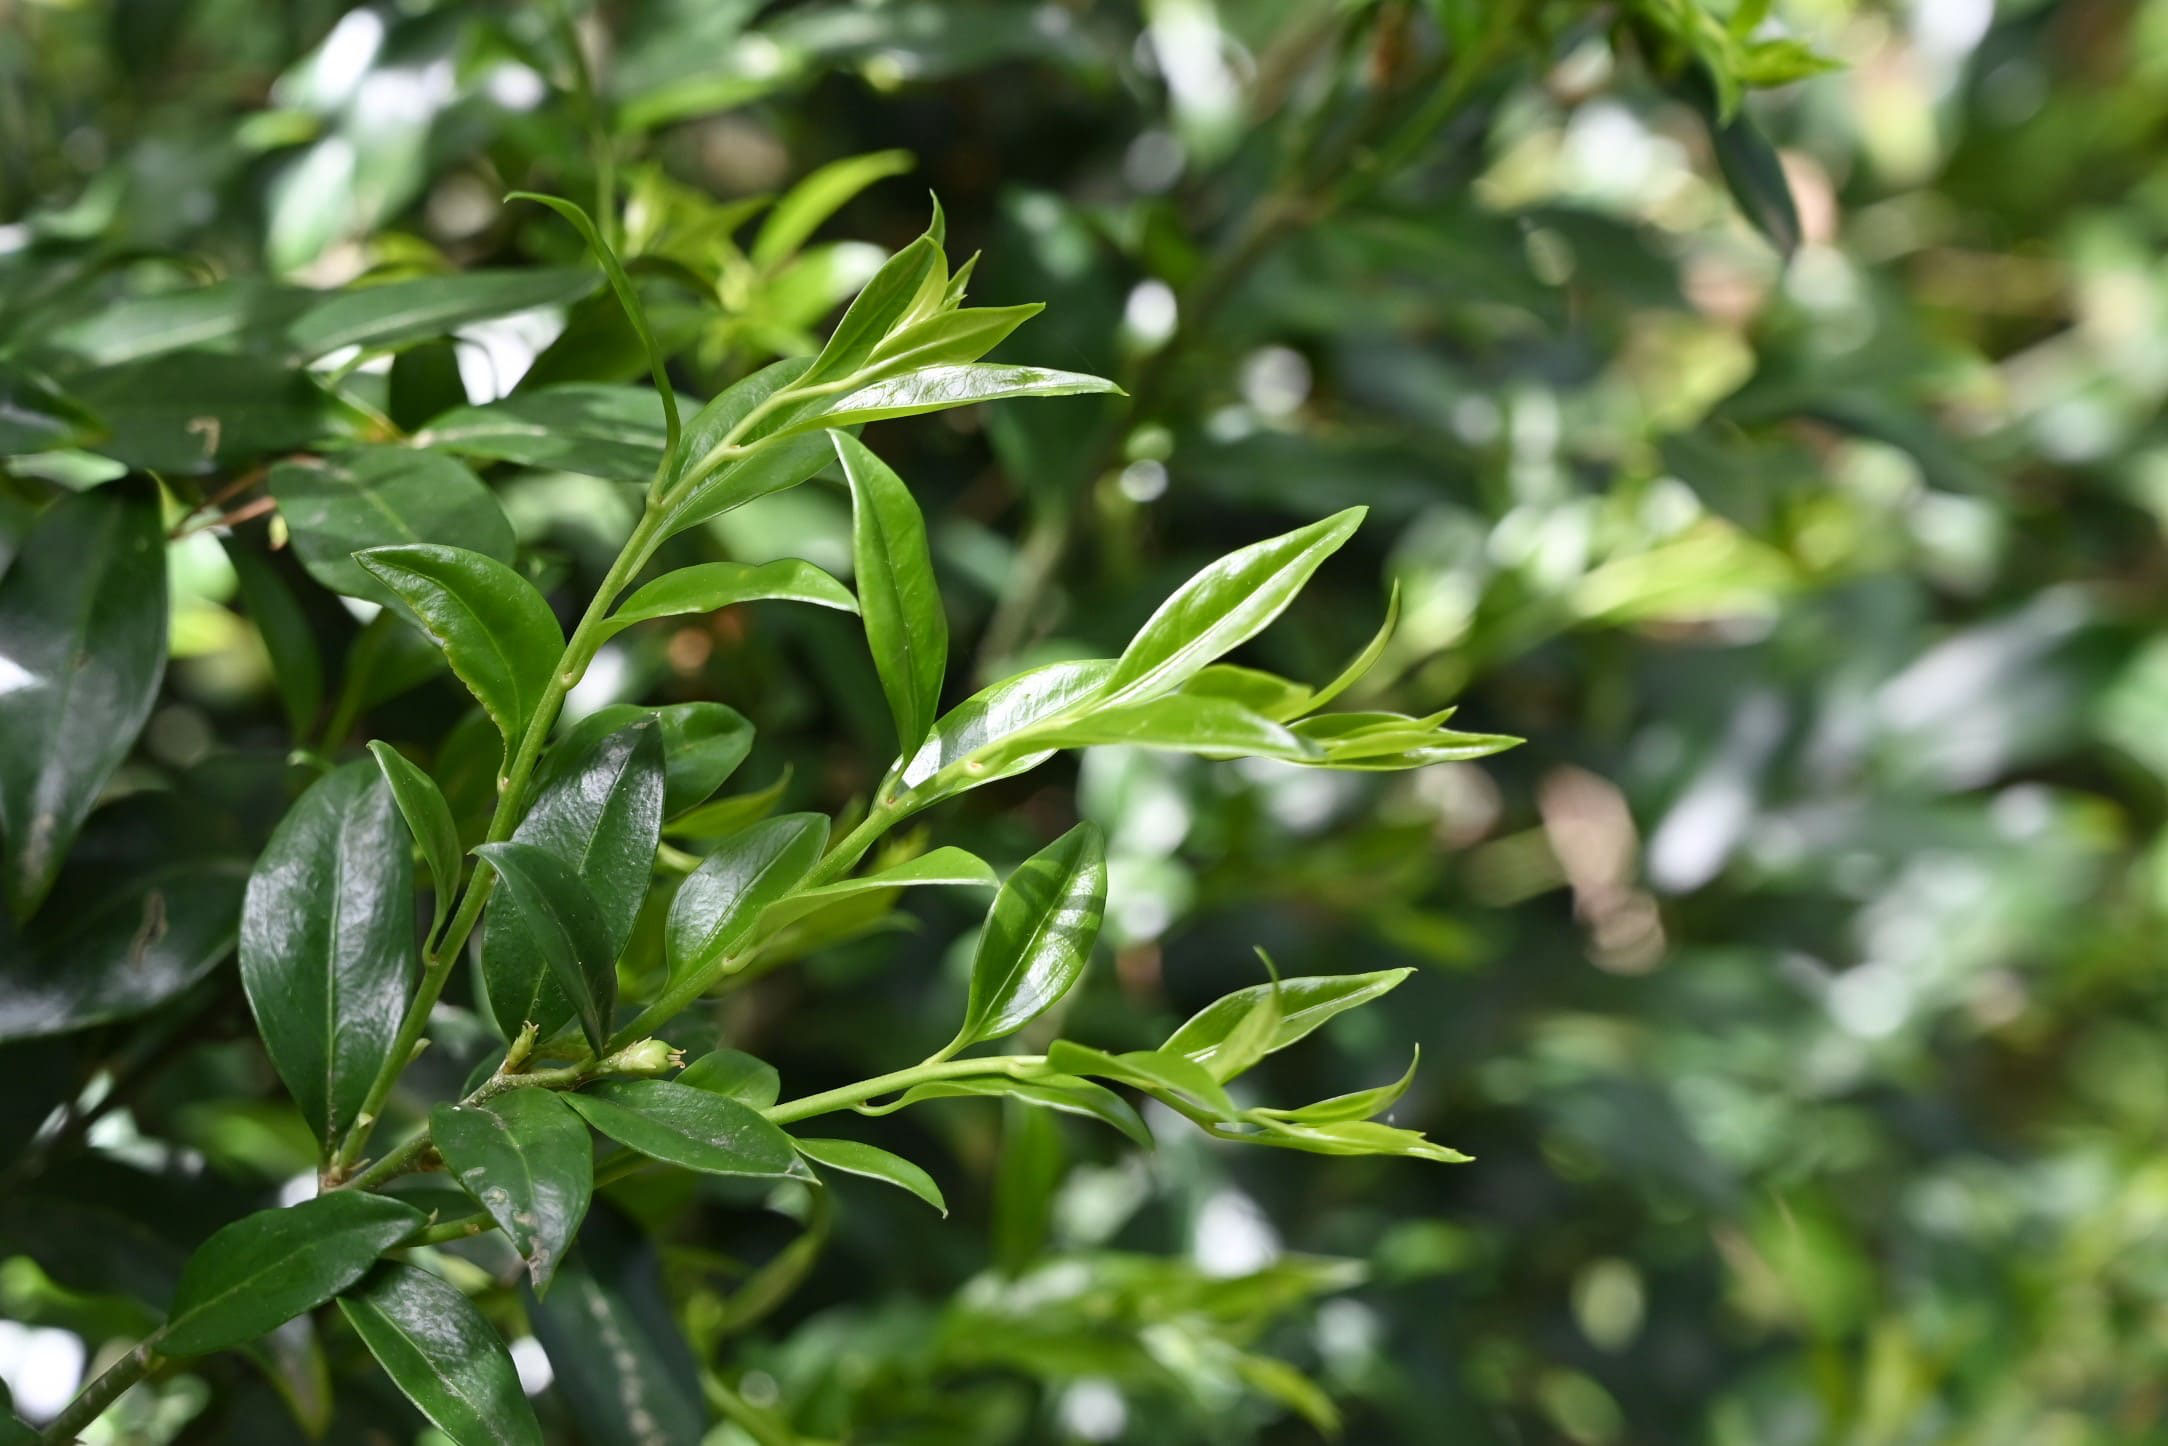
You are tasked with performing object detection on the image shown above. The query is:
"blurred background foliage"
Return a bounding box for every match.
[5,0,2168,1442]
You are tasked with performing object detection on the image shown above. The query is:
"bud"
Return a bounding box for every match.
[598,1037,679,1077]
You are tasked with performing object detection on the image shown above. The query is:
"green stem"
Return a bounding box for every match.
[763,1055,1039,1126]
[40,1342,158,1445]
[411,1212,492,1247]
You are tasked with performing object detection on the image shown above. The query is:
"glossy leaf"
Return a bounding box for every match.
[663,765,793,840]
[1008,694,1321,764]
[794,1137,946,1215]
[42,277,309,367]
[678,1048,781,1109]
[834,431,946,756]
[752,149,912,267]
[285,268,598,360]
[0,487,167,918]
[750,846,996,940]
[1164,969,1414,1074]
[1236,1116,1469,1165]
[475,841,618,1056]
[1251,1050,1421,1125]
[605,558,856,637]
[1044,1042,1239,1120]
[1098,508,1366,709]
[367,742,462,940]
[417,385,686,480]
[431,1088,592,1293]
[337,1261,543,1446]
[270,448,515,605]
[239,762,416,1148]
[664,811,828,984]
[160,1193,422,1357]
[899,658,1115,794]
[782,363,1119,437]
[225,540,324,737]
[566,1080,801,1179]
[861,304,1042,378]
[72,351,338,474]
[656,357,836,536]
[948,823,1106,1051]
[796,230,944,387]
[872,1073,1150,1149]
[1291,581,1401,720]
[541,702,750,818]
[524,1206,704,1446]
[355,544,564,747]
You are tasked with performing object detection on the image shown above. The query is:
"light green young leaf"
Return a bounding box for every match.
[270,448,515,606]
[752,149,913,267]
[1043,1042,1239,1121]
[511,194,680,458]
[749,846,996,940]
[779,364,1119,437]
[431,1088,592,1294]
[1287,581,1401,720]
[793,1137,946,1215]
[1233,1116,1469,1165]
[337,1261,544,1446]
[1004,694,1321,765]
[664,812,829,984]
[663,765,792,840]
[1201,954,1284,1086]
[239,762,415,1149]
[1250,1050,1421,1125]
[367,741,463,940]
[605,558,856,637]
[862,304,1043,378]
[1099,508,1366,709]
[355,544,564,748]
[677,1048,780,1109]
[795,228,944,387]
[834,432,946,757]
[868,1073,1149,1149]
[1164,969,1413,1075]
[899,658,1115,794]
[947,823,1107,1052]
[160,1194,423,1357]
[474,841,618,1057]
[566,1080,801,1179]
[1180,664,1314,721]
[656,357,837,536]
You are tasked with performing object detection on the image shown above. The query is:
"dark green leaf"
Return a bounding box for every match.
[239,762,416,1148]
[43,278,310,367]
[337,1260,543,1446]
[677,1048,780,1109]
[270,448,515,605]
[1684,64,1802,257]
[794,1137,946,1214]
[664,811,828,985]
[482,720,664,1043]
[224,540,324,737]
[160,1193,422,1357]
[367,741,463,939]
[605,558,856,636]
[662,765,793,840]
[416,385,686,480]
[948,823,1106,1051]
[0,486,167,918]
[431,1088,592,1293]
[0,365,99,454]
[749,846,996,940]
[834,431,945,757]
[355,544,564,747]
[475,841,618,1057]
[565,1079,801,1179]
[72,350,338,474]
[541,702,751,817]
[285,269,598,360]
[1164,969,1414,1074]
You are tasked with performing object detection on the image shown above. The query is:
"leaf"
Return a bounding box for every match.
[0,365,98,454]
[873,1073,1150,1149]
[367,741,463,940]
[1008,694,1321,764]
[270,447,515,605]
[541,702,751,818]
[0,859,245,1041]
[753,149,913,268]
[356,544,564,747]
[1683,64,1802,258]
[1043,1042,1239,1120]
[285,268,599,360]
[417,385,687,480]
[796,230,944,387]
[475,841,619,1056]
[899,658,1114,795]
[510,195,679,459]
[749,846,996,940]
[1236,1116,1469,1165]
[1099,508,1366,708]
[72,351,338,474]
[1199,958,1283,1085]
[663,765,793,840]
[677,1048,781,1109]
[224,540,323,737]
[0,486,168,918]
[833,433,948,757]
[1291,581,1401,720]
[159,1193,422,1357]
[337,1261,544,1446]
[779,363,1118,438]
[605,558,857,637]
[239,762,417,1148]
[794,1137,946,1215]
[948,823,1106,1051]
[861,304,1043,378]
[566,1080,801,1179]
[1164,969,1414,1074]
[1181,665,1314,721]
[1251,1050,1421,1125]
[664,812,828,984]
[431,1088,592,1294]
[655,357,837,537]
[43,277,311,367]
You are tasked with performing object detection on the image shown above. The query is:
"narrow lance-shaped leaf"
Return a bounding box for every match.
[752,148,913,267]
[540,703,751,818]
[657,357,835,532]
[1003,694,1322,766]
[337,1261,544,1446]
[1044,1042,1239,1121]
[664,812,828,985]
[899,658,1115,795]
[1250,1049,1421,1126]
[1098,507,1366,709]
[750,846,996,940]
[865,1073,1150,1149]
[368,741,463,941]
[946,823,1107,1052]
[239,762,416,1149]
[677,1049,780,1109]
[834,431,946,757]
[0,486,167,919]
[778,363,1119,438]
[416,384,688,480]
[604,558,857,637]
[482,720,664,1042]
[285,267,598,361]
[1163,969,1414,1074]
[356,544,564,748]
[793,1137,947,1215]
[1283,580,1402,721]
[159,1193,422,1357]
[430,1089,591,1294]
[565,1080,801,1179]
[795,227,944,387]
[475,842,617,1057]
